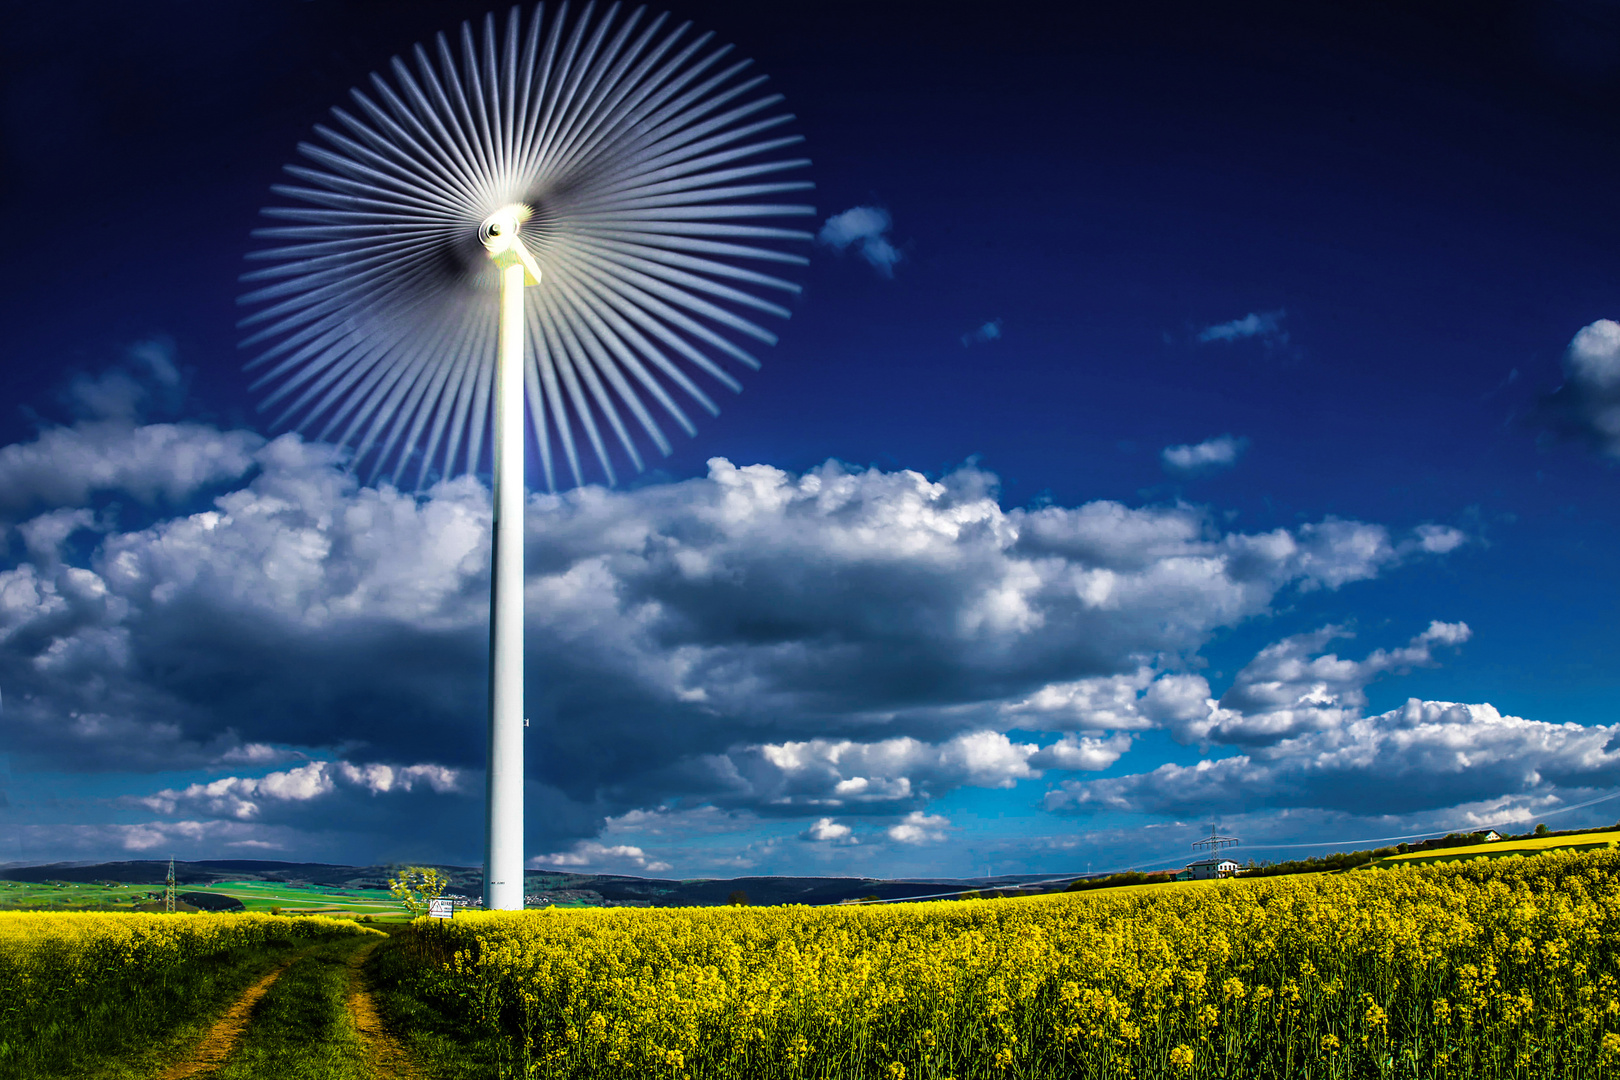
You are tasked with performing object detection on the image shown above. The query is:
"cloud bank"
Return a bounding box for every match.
[1047,699,1619,819]
[135,759,461,821]
[0,409,1572,873]
[1039,619,1620,821]
[0,421,262,518]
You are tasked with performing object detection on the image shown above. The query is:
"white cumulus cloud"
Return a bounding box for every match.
[887,811,950,844]
[1162,435,1248,474]
[802,817,857,844]
[1548,319,1620,456]
[818,206,901,276]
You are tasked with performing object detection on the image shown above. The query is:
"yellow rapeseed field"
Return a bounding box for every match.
[0,911,374,993]
[408,849,1620,1079]
[1375,830,1620,866]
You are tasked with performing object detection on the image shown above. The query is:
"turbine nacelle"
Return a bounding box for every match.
[479,204,542,287]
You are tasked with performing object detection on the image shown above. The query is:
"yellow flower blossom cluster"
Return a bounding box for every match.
[404,849,1620,1079]
[0,912,374,1022]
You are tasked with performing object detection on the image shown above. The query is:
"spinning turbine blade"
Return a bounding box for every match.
[242,2,811,490]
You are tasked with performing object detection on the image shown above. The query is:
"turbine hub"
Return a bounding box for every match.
[479,204,542,286]
[479,204,532,252]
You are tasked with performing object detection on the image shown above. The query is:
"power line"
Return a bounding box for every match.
[835,787,1620,906]
[1236,787,1620,852]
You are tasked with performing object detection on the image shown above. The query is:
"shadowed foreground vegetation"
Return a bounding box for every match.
[0,913,378,1080]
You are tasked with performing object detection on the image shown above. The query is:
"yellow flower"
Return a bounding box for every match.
[348,847,1620,1079]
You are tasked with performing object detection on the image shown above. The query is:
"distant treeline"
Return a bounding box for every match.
[1062,820,1620,893]
[1238,848,1399,878]
[1064,871,1177,893]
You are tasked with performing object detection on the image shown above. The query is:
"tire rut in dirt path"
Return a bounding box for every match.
[156,956,299,1080]
[347,938,427,1080]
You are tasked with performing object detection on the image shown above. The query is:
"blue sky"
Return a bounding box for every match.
[4,0,1620,878]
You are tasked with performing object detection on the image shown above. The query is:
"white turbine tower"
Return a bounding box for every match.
[239,3,813,910]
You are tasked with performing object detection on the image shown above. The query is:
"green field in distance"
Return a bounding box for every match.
[0,878,414,920]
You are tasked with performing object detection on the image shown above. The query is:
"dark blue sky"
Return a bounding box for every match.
[4,1,1620,875]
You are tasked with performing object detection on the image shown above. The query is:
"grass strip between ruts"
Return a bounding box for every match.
[205,937,377,1080]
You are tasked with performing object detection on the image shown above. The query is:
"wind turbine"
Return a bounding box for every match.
[239,2,813,910]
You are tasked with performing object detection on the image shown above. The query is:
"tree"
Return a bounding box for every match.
[389,866,449,917]
[1535,823,1549,836]
[727,890,750,906]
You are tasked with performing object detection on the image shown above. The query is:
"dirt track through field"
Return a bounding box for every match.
[347,938,425,1080]
[157,958,296,1079]
[153,934,417,1080]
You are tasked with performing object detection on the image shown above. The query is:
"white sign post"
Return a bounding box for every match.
[428,898,453,920]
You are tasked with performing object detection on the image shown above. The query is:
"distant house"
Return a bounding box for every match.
[1482,831,1502,843]
[1183,857,1239,881]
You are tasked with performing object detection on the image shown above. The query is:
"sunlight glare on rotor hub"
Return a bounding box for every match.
[478,204,532,252]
